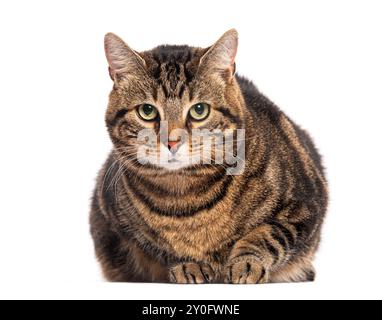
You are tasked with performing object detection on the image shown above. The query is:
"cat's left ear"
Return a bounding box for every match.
[198,29,238,81]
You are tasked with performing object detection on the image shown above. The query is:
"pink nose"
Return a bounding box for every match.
[168,141,179,150]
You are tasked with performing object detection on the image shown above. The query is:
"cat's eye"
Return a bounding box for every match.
[137,104,159,121]
[189,103,210,121]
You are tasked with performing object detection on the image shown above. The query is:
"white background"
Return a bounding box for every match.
[0,0,381,300]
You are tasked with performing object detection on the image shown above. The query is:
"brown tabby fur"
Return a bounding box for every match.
[90,29,328,284]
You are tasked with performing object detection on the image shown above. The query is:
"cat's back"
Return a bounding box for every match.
[236,75,325,174]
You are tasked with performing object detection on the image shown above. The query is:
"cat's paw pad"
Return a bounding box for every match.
[169,262,215,284]
[225,256,269,284]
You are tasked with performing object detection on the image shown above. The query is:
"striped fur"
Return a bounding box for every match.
[90,30,328,284]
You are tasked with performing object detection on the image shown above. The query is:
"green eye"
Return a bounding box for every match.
[137,104,158,121]
[189,103,210,121]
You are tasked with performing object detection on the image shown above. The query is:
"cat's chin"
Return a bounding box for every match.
[153,160,192,171]
[142,158,213,172]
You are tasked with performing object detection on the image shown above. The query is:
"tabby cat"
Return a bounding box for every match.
[90,29,328,284]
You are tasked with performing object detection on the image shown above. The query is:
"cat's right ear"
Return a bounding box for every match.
[104,33,146,81]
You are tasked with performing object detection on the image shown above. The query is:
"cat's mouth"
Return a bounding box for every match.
[160,157,190,171]
[168,158,181,163]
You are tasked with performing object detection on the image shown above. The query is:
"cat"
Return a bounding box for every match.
[90,29,328,284]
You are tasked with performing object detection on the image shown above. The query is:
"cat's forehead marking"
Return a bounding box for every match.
[146,45,200,102]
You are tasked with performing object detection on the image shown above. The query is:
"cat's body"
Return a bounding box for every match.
[90,30,328,284]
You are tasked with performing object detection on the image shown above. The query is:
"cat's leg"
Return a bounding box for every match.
[224,216,320,284]
[90,206,137,282]
[169,262,216,284]
[90,204,168,282]
[269,255,316,283]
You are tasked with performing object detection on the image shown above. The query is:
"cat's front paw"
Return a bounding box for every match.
[169,262,215,284]
[225,255,269,284]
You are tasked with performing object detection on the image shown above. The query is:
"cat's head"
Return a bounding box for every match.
[104,29,245,173]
